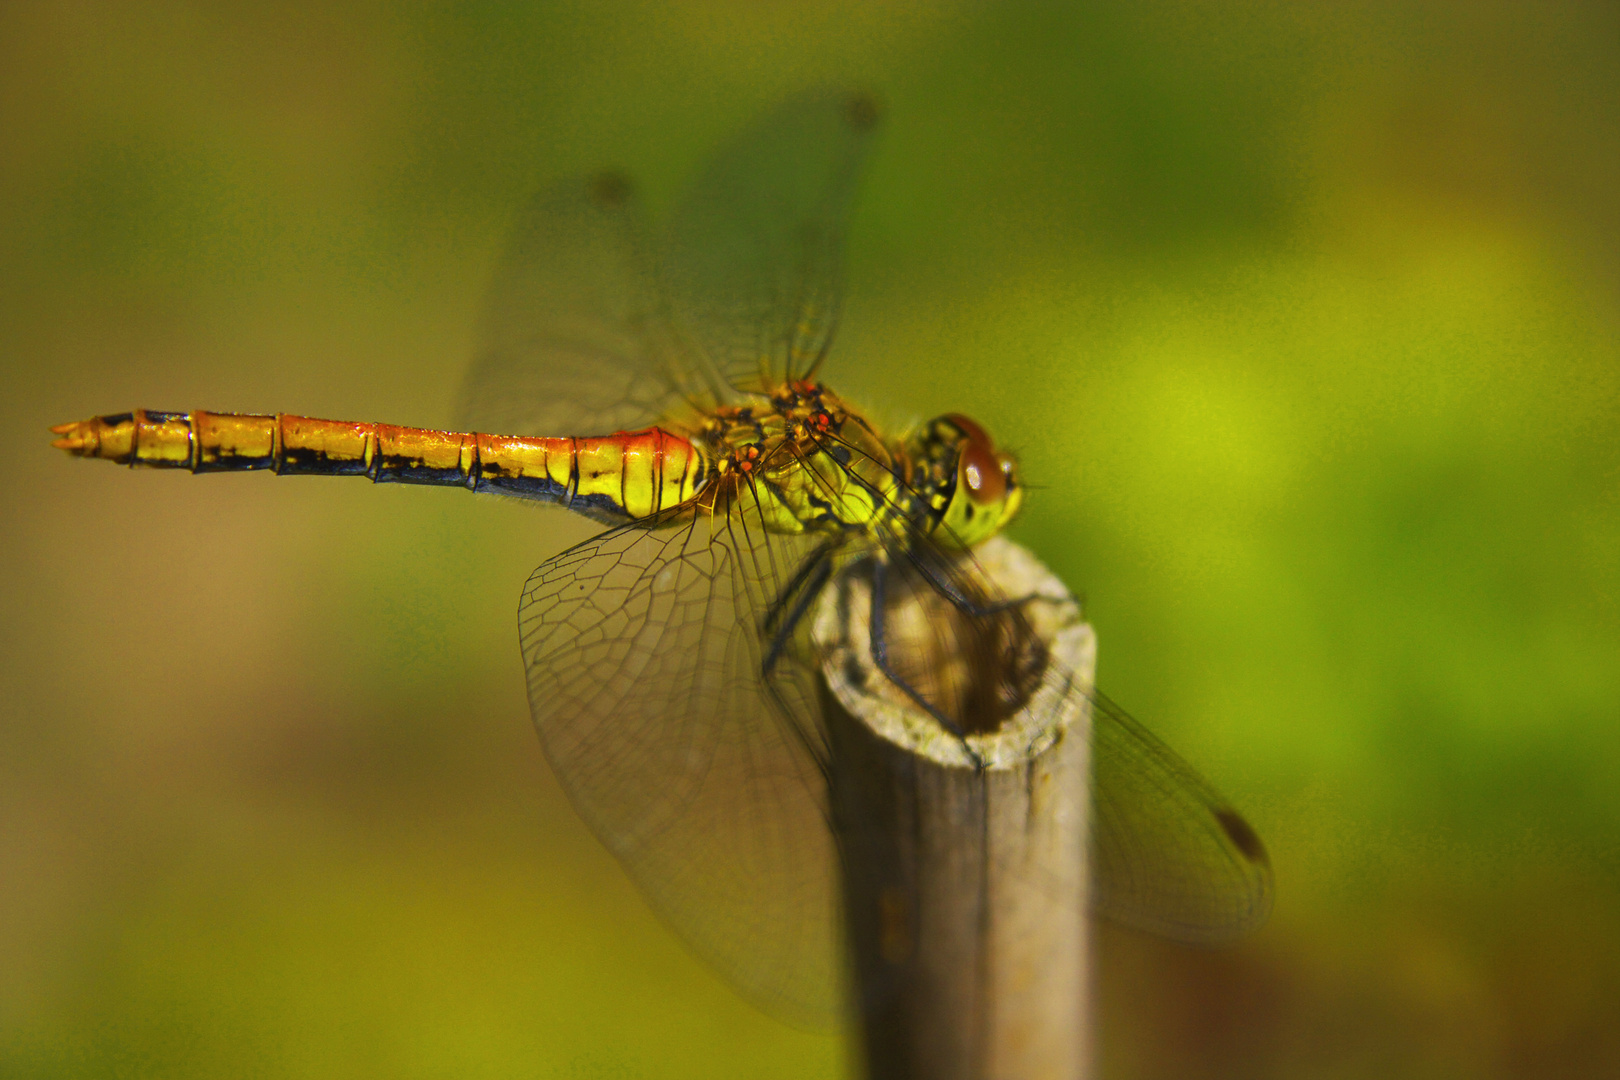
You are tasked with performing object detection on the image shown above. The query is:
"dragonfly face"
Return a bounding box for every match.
[53,89,1271,1028]
[904,413,1024,550]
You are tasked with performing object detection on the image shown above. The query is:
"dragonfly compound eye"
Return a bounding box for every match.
[959,439,1007,505]
[925,414,1024,550]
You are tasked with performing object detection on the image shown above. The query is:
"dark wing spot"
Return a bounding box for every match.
[588,170,632,208]
[1215,808,1268,865]
[844,91,882,132]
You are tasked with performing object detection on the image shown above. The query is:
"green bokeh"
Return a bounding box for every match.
[3,3,1617,1077]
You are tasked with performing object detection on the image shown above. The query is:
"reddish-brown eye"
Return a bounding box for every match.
[944,413,990,447]
[959,438,1006,504]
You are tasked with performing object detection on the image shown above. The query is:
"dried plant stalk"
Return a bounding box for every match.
[816,536,1094,1080]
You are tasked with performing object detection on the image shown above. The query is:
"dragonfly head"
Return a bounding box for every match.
[911,414,1023,549]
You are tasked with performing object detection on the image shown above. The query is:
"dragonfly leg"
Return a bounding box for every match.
[757,540,849,779]
[869,559,985,767]
[760,536,844,641]
[761,551,834,678]
[907,544,1069,619]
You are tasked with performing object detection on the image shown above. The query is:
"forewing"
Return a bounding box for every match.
[663,89,880,394]
[1090,691,1273,942]
[457,173,690,438]
[518,502,842,1026]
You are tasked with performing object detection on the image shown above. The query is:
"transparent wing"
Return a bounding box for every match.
[810,424,1273,943]
[662,89,880,394]
[518,497,842,1026]
[457,172,694,438]
[1090,690,1273,942]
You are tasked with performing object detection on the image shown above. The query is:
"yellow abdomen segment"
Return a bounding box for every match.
[51,410,708,521]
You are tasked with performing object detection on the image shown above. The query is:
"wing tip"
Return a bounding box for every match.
[1214,806,1270,868]
[586,169,634,209]
[843,90,883,133]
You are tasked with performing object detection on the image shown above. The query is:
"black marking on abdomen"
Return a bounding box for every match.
[475,473,569,501]
[197,454,275,472]
[278,446,369,476]
[571,491,628,518]
[373,457,465,485]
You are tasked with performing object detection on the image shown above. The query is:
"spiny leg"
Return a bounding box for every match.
[867,558,985,768]
[761,551,835,678]
[904,541,1067,619]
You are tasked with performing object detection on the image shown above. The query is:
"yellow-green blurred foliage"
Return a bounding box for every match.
[3,3,1617,1078]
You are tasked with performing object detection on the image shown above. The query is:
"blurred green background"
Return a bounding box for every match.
[3,3,1617,1077]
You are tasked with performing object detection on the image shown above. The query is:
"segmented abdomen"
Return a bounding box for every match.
[51,410,708,521]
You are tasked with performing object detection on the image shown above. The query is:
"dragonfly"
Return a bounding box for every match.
[51,90,1271,1027]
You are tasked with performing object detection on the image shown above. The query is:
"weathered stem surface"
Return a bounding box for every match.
[815,536,1094,1080]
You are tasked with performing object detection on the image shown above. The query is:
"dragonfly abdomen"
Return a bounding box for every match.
[51,410,707,520]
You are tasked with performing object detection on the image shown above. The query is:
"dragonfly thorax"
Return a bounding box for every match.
[695,382,900,539]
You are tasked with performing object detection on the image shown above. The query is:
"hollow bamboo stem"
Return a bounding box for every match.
[815,536,1094,1080]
